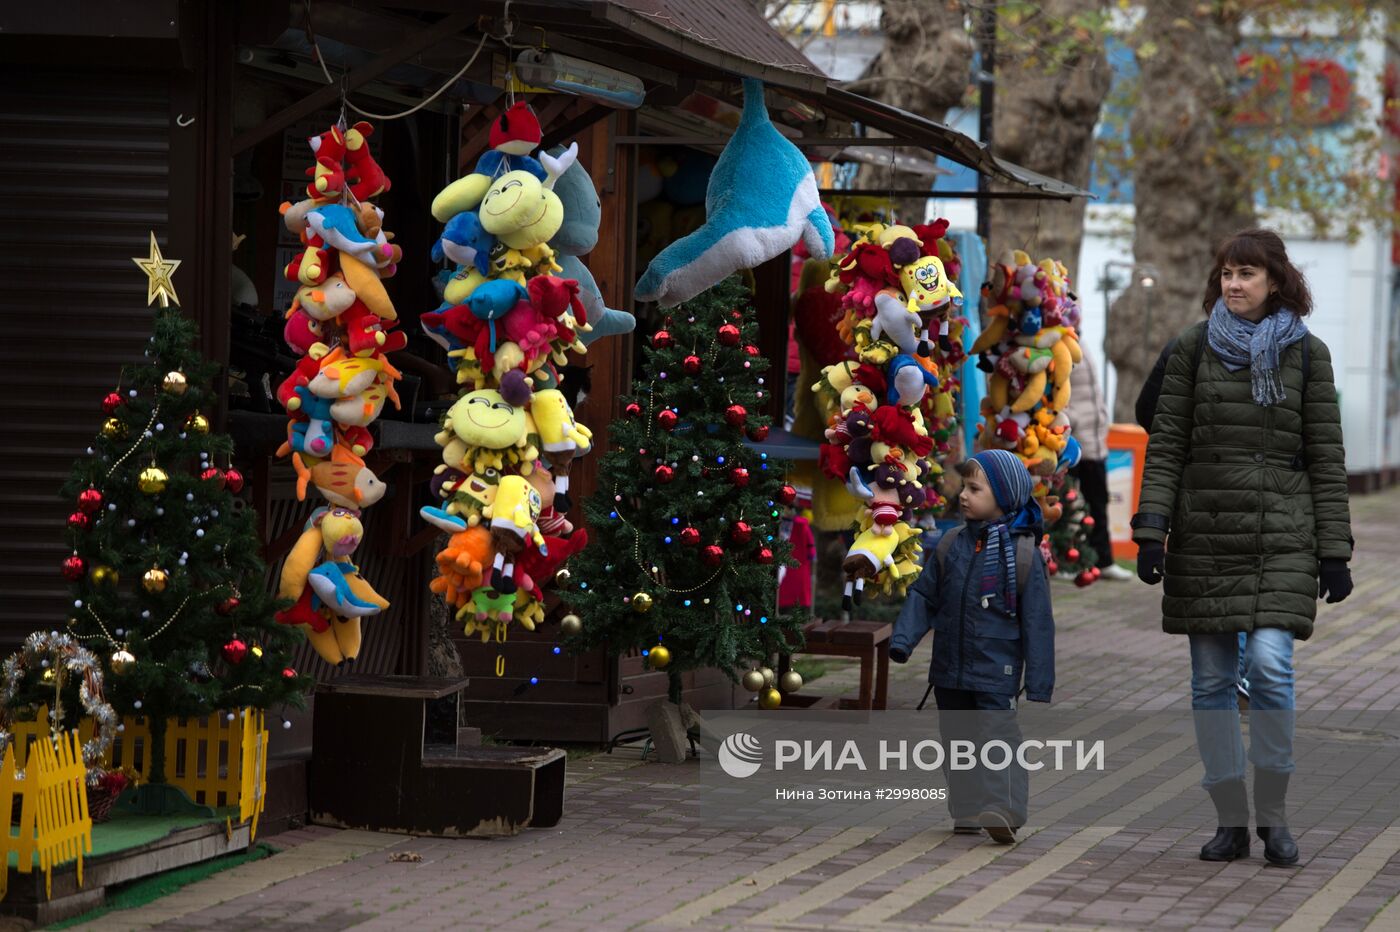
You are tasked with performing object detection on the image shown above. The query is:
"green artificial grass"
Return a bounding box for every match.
[7,808,239,869]
[48,842,275,929]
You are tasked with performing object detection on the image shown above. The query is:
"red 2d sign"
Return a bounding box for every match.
[1236,53,1352,127]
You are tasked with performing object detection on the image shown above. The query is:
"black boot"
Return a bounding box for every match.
[1201,780,1251,861]
[1254,769,1300,866]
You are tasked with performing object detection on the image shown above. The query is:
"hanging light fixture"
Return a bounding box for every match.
[514,49,645,109]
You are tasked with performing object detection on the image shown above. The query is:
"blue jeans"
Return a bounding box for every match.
[1189,629,1295,788]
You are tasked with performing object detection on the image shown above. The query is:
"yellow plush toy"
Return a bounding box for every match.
[275,506,389,667]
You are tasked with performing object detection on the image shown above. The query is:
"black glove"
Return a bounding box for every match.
[889,646,910,664]
[1137,541,1165,585]
[1318,558,1353,603]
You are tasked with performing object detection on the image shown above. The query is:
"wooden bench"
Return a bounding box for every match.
[793,619,892,710]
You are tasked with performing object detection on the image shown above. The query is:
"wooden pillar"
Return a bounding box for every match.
[751,251,792,423]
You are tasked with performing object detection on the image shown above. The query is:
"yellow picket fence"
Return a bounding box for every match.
[7,706,269,840]
[0,730,92,900]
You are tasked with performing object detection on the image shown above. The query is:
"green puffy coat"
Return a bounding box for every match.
[1131,321,1352,639]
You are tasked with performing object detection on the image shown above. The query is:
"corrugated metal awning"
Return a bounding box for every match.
[800,86,1093,200]
[592,0,827,93]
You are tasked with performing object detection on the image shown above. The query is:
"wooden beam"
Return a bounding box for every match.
[231,8,477,154]
[613,135,948,148]
[541,103,614,152]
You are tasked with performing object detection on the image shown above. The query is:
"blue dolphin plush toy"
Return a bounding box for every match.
[635,79,834,308]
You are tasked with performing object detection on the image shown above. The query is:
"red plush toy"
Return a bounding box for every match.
[344,122,391,201]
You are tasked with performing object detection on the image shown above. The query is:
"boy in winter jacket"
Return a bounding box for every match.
[890,449,1055,843]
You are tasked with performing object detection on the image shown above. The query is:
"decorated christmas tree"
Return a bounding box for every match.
[1045,472,1100,588]
[563,276,802,709]
[58,236,306,804]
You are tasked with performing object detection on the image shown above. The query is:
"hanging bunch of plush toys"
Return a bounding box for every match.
[812,220,970,611]
[271,121,403,667]
[970,250,1084,524]
[419,102,616,643]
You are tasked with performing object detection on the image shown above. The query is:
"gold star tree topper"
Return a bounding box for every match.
[131,231,181,307]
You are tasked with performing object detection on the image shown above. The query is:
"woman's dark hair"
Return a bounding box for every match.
[1201,228,1313,317]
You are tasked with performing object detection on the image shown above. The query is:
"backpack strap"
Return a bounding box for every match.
[934,525,963,582]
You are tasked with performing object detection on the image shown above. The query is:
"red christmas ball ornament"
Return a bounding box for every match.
[216,597,241,616]
[222,637,249,665]
[62,554,87,580]
[729,520,753,544]
[101,392,124,415]
[654,464,675,484]
[1074,571,1093,588]
[680,526,701,546]
[717,323,741,346]
[1090,565,1102,580]
[1066,548,1080,562]
[746,425,770,442]
[729,466,750,487]
[777,484,798,506]
[657,409,678,431]
[683,354,702,375]
[1046,560,1059,576]
[77,488,104,514]
[701,544,724,567]
[743,344,760,357]
[725,404,748,427]
[625,402,642,418]
[200,467,226,490]
[652,329,674,349]
[224,468,245,494]
[282,667,297,679]
[1081,515,1095,528]
[1066,490,1078,503]
[757,547,774,565]
[67,511,91,532]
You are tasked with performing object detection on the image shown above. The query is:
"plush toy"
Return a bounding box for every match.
[428,526,493,608]
[287,386,335,457]
[293,274,358,322]
[635,79,834,307]
[483,474,545,594]
[306,204,396,269]
[433,211,495,276]
[438,386,535,474]
[547,147,635,346]
[530,388,593,511]
[342,121,391,201]
[283,307,325,356]
[275,505,388,666]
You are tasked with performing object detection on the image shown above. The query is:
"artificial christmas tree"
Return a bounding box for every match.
[1046,472,1100,588]
[563,276,802,714]
[57,240,306,810]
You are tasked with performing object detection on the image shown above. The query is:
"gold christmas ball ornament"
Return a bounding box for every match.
[42,668,55,682]
[758,687,782,710]
[741,670,766,693]
[780,671,804,694]
[102,417,127,439]
[251,645,264,659]
[142,567,168,593]
[138,466,169,494]
[631,592,654,613]
[648,645,671,669]
[559,614,582,636]
[110,649,136,674]
[162,370,188,395]
[760,666,776,688]
[186,413,209,434]
[90,565,119,586]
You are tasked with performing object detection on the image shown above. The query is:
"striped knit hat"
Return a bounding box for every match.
[969,449,1035,516]
[968,449,1038,615]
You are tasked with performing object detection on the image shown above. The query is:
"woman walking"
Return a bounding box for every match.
[1130,228,1353,866]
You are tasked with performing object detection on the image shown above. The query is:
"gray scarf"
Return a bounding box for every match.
[1206,298,1308,406]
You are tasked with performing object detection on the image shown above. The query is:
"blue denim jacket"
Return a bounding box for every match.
[890,521,1055,701]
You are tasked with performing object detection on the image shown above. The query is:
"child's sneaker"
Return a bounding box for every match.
[952,823,983,836]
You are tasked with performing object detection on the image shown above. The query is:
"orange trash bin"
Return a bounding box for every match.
[1105,424,1149,561]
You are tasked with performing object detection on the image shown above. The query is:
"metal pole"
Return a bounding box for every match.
[976,5,996,242]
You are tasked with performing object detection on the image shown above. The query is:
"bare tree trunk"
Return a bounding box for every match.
[987,1,1111,284]
[1107,1,1255,420]
[853,0,972,222]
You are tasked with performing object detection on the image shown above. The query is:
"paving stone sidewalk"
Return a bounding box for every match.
[76,486,1400,931]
